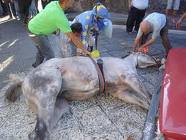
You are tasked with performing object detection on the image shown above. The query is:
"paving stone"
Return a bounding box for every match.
[105,105,147,139]
[0,101,35,140]
[101,52,112,57]
[73,106,111,132]
[96,96,129,113]
[73,105,122,139]
[70,97,97,112]
[51,114,84,140]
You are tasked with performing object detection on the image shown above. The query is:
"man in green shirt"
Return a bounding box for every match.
[28,0,90,67]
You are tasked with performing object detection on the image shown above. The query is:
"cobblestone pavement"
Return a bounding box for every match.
[0,19,186,140]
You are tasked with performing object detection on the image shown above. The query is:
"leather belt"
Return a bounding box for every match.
[88,57,105,94]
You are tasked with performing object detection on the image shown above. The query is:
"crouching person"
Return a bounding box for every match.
[132,12,172,57]
[28,0,90,68]
[72,2,112,53]
[59,22,83,57]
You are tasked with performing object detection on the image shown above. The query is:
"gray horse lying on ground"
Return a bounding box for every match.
[3,52,159,140]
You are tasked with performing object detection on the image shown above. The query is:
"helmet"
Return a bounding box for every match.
[92,3,110,19]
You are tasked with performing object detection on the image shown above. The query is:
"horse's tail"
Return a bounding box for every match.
[1,73,25,102]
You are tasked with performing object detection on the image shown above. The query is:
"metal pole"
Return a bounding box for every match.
[141,79,162,140]
[95,30,98,50]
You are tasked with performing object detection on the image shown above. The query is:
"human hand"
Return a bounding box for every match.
[84,50,91,56]
[137,46,149,54]
[77,49,91,56]
[76,48,83,56]
[132,44,137,52]
[176,19,182,29]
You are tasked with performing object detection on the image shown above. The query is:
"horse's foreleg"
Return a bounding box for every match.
[111,88,149,110]
[125,74,151,103]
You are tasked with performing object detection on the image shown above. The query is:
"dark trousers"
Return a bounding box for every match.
[29,34,55,67]
[140,21,172,57]
[8,2,17,17]
[126,6,146,32]
[17,0,32,23]
[0,0,16,17]
[0,0,8,15]
[41,0,57,8]
[41,1,49,8]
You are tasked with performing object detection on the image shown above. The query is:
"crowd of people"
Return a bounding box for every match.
[0,0,56,23]
[1,0,186,68]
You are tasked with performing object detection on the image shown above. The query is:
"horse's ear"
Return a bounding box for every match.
[121,52,131,59]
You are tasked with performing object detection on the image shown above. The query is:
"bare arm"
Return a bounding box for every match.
[176,12,186,29]
[65,32,90,55]
[140,38,156,48]
[132,37,141,51]
[132,28,143,51]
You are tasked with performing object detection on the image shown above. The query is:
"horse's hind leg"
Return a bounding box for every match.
[30,93,71,140]
[27,72,62,140]
[28,89,59,140]
[32,92,71,140]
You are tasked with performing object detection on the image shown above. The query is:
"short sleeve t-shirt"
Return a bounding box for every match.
[132,0,149,10]
[137,12,166,39]
[28,1,72,35]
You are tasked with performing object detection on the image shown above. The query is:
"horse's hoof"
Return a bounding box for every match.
[28,130,36,140]
[28,130,50,140]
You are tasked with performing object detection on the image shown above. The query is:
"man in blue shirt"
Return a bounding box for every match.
[72,2,112,52]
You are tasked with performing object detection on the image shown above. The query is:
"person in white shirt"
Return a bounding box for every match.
[166,0,180,22]
[126,0,149,33]
[132,12,172,57]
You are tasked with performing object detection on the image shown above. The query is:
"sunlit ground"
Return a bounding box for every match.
[0,39,19,72]
[0,0,43,24]
[0,56,14,72]
[0,16,14,24]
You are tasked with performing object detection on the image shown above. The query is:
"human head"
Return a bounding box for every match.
[140,20,151,35]
[59,0,74,9]
[70,22,82,37]
[92,3,110,20]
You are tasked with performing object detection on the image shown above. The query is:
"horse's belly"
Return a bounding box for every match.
[62,88,99,101]
[62,78,98,90]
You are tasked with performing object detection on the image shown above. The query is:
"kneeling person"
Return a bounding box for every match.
[72,2,112,52]
[60,22,83,57]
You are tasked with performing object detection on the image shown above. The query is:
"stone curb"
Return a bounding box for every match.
[113,24,186,35]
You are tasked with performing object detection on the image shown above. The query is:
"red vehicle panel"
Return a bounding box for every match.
[160,48,186,139]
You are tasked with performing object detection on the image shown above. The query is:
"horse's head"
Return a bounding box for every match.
[129,52,159,68]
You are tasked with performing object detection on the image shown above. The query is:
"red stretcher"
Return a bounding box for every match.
[160,48,186,140]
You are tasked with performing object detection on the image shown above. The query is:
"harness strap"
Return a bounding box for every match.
[151,56,162,67]
[88,57,105,94]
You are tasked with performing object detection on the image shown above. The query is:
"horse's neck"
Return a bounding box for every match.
[123,55,137,67]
